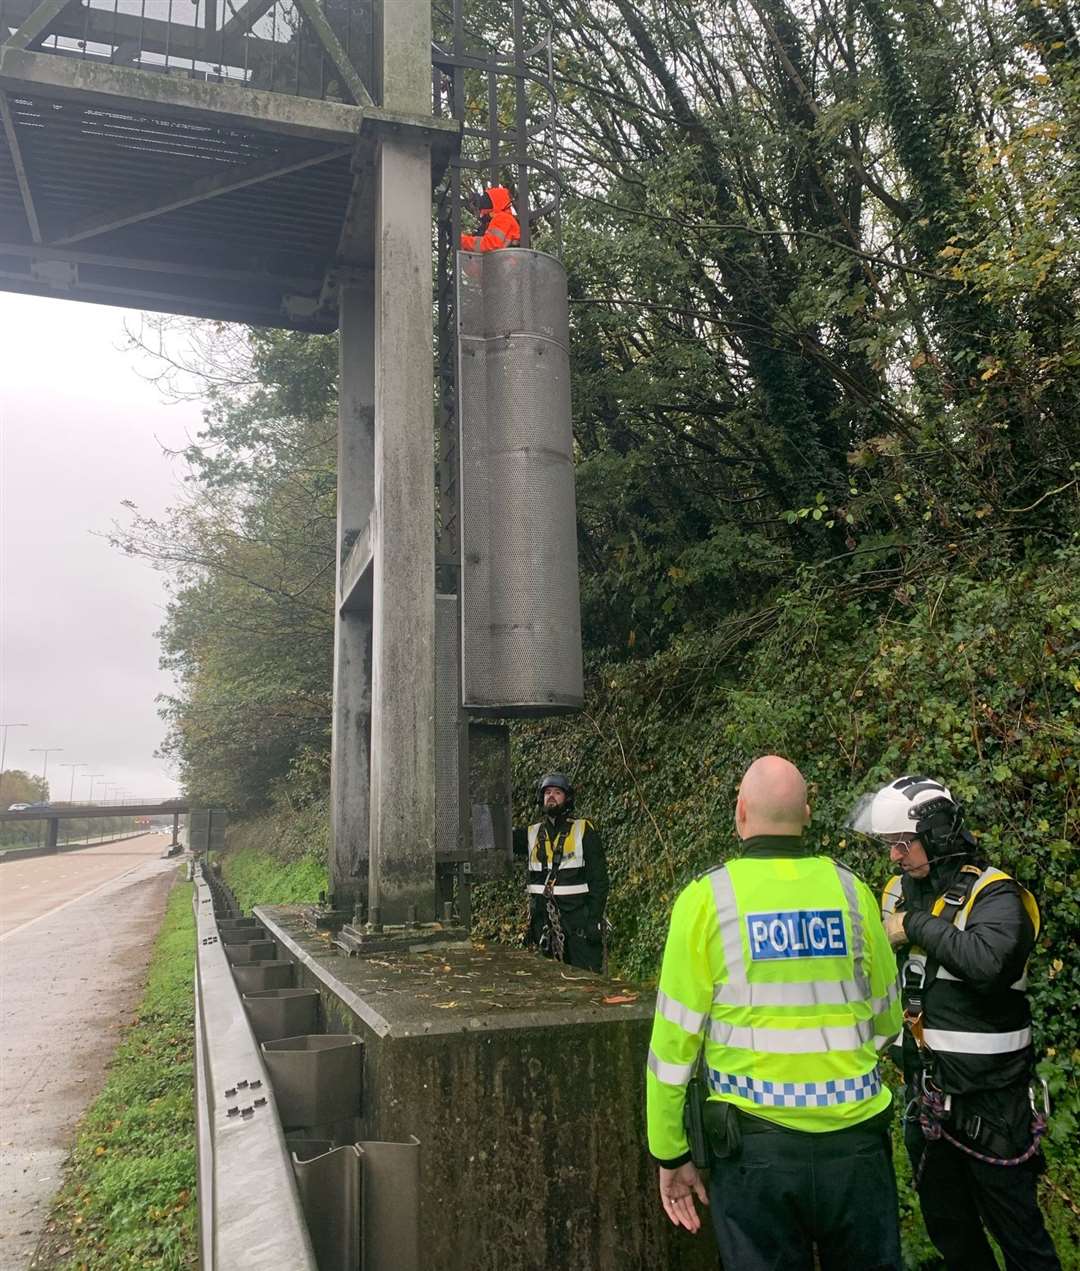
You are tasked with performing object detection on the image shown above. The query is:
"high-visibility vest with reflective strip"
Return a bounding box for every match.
[882,866,1039,1087]
[646,854,901,1160]
[527,819,591,897]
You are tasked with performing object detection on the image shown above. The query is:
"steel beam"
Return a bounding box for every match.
[0,267,327,329]
[1,0,286,67]
[330,278,375,911]
[0,88,40,241]
[293,0,373,108]
[0,46,366,143]
[338,515,373,615]
[3,0,72,50]
[54,143,352,245]
[220,0,277,39]
[365,0,436,925]
[0,240,320,291]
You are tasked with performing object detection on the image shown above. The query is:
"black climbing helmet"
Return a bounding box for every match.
[536,771,574,808]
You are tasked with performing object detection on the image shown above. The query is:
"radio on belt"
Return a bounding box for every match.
[746,910,848,961]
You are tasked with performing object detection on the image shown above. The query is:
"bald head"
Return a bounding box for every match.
[735,755,810,839]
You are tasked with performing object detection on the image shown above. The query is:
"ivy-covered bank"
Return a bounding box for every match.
[218,799,328,913]
[475,546,1079,1051]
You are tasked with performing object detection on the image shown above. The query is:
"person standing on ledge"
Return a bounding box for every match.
[512,772,608,973]
[646,755,903,1270]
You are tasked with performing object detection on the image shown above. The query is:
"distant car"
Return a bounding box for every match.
[7,802,31,811]
[25,801,51,810]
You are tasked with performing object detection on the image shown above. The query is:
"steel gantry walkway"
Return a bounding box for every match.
[0,0,458,328]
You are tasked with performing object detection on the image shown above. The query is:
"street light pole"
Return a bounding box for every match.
[0,722,29,785]
[60,763,87,847]
[62,762,86,803]
[29,747,61,846]
[87,774,105,843]
[29,747,62,797]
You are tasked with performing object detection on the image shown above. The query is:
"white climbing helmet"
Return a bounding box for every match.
[847,775,957,839]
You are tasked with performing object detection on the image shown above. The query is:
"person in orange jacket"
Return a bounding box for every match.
[460,185,521,252]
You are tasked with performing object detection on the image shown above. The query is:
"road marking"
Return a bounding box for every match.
[0,859,158,943]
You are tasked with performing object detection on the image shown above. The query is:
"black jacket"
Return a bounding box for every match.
[896,860,1037,1094]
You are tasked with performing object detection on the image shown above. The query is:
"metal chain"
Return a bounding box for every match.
[543,888,566,962]
[537,825,567,962]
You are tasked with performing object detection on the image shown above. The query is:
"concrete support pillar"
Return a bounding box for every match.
[46,817,58,853]
[171,811,180,848]
[331,280,375,910]
[366,0,436,925]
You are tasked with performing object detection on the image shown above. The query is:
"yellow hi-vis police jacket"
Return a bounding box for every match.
[646,838,902,1163]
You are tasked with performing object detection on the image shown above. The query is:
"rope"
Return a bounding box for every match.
[910,1084,1047,1187]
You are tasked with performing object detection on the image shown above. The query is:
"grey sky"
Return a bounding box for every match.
[1,292,207,800]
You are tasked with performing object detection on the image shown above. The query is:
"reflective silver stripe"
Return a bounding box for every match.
[656,991,706,1036]
[647,1049,693,1087]
[922,1027,1032,1055]
[526,882,588,895]
[487,225,509,244]
[709,1017,875,1054]
[834,863,865,968]
[871,980,900,1017]
[706,1066,882,1108]
[874,1032,899,1051]
[922,964,1027,991]
[709,867,745,984]
[714,978,871,1008]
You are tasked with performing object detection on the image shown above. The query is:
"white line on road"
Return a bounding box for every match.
[0,861,150,943]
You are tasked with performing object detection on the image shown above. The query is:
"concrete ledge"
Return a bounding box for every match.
[255,905,718,1271]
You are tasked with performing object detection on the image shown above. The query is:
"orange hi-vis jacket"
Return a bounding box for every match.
[460,186,521,252]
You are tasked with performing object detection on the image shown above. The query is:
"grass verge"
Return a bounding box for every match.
[218,843,327,913]
[30,878,197,1270]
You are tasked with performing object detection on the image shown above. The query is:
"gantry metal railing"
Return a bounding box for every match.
[0,0,375,105]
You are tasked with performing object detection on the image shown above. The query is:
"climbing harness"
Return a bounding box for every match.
[908,1072,1049,1186]
[537,832,567,962]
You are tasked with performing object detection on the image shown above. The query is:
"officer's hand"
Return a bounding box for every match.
[884,911,908,948]
[658,1162,708,1233]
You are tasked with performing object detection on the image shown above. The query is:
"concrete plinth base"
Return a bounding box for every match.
[255,905,717,1271]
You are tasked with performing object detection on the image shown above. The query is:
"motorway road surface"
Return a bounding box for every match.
[0,833,181,1269]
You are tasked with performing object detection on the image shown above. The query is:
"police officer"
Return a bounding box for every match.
[512,772,608,972]
[647,755,903,1269]
[850,775,1061,1270]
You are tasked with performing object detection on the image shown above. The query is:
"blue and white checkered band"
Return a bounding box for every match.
[745,910,848,961]
[706,1067,882,1108]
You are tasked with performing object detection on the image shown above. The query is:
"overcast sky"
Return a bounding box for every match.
[1,292,208,801]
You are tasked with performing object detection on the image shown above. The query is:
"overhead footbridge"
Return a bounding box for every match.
[0,0,456,327]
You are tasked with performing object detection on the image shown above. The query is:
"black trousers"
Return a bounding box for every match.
[904,1119,1061,1270]
[527,902,603,972]
[707,1116,902,1271]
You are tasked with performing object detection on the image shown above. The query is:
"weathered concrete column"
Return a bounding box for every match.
[367,0,436,924]
[330,279,375,911]
[171,811,179,848]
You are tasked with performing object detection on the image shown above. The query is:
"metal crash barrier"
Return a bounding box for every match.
[193,864,420,1270]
